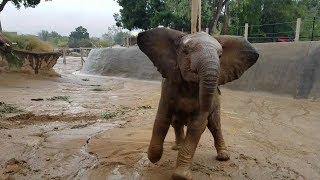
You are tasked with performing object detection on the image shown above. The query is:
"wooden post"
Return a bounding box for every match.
[126,36,130,47]
[80,48,84,66]
[63,48,66,64]
[191,0,202,34]
[295,18,301,42]
[244,23,249,40]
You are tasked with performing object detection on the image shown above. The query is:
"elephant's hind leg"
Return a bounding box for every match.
[207,100,230,161]
[171,115,186,150]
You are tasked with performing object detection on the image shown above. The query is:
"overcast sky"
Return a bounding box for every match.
[1,0,121,37]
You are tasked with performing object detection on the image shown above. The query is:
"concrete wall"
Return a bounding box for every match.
[225,41,320,98]
[82,41,320,98]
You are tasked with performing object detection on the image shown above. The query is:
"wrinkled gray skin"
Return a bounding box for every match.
[137,28,259,180]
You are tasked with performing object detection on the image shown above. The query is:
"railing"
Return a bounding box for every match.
[231,17,320,43]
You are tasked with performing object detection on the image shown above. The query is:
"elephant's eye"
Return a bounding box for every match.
[219,55,222,58]
[182,47,189,55]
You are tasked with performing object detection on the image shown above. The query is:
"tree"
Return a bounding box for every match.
[0,0,41,12]
[68,26,92,48]
[114,0,229,34]
[114,0,151,30]
[102,25,131,46]
[90,37,113,48]
[0,0,41,31]
[38,30,69,48]
[115,0,319,38]
[38,30,50,41]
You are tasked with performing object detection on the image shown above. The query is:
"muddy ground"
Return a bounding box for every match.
[0,57,319,180]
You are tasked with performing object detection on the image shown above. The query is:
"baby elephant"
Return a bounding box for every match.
[137,28,259,180]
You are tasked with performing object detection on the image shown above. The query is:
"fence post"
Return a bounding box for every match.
[311,17,316,41]
[272,24,276,42]
[206,28,209,34]
[244,23,249,40]
[63,48,66,64]
[80,48,84,66]
[295,18,301,42]
[126,37,129,47]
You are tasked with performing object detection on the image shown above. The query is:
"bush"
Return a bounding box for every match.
[3,32,54,52]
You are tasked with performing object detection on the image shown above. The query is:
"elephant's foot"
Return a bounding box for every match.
[148,145,163,163]
[216,150,230,161]
[171,143,182,151]
[172,166,192,180]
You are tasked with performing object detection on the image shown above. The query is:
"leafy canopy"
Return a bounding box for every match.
[115,0,319,41]
[11,0,41,8]
[0,0,41,12]
[38,30,69,48]
[68,26,92,48]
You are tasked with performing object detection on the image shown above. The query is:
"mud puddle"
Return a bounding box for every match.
[0,112,127,179]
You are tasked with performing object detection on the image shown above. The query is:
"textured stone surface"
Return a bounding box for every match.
[82,41,320,98]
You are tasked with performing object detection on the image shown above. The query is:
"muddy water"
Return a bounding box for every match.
[0,57,320,179]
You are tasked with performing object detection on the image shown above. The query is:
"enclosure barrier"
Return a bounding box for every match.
[238,17,320,43]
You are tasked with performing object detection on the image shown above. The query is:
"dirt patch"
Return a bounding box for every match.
[3,112,98,127]
[0,158,32,179]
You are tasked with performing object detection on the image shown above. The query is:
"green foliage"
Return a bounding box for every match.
[228,0,319,41]
[0,0,40,13]
[3,32,53,52]
[102,25,131,46]
[114,0,151,30]
[68,26,92,48]
[38,30,69,48]
[10,0,41,9]
[90,37,113,48]
[114,0,215,32]
[115,0,320,41]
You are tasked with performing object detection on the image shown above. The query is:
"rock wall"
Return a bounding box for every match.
[82,41,320,98]
[225,41,320,98]
[82,47,161,80]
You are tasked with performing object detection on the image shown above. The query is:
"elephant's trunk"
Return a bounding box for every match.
[197,49,220,113]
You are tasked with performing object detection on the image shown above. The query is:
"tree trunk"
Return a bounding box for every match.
[209,0,229,35]
[222,1,230,35]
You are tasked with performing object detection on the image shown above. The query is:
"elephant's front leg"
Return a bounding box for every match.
[207,97,230,161]
[171,115,185,150]
[148,95,172,163]
[172,114,208,180]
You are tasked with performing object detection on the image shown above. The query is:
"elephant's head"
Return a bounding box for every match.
[137,28,259,112]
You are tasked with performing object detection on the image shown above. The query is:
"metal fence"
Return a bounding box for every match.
[231,17,320,43]
[300,17,320,41]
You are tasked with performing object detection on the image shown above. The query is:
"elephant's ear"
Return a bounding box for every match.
[214,35,259,85]
[137,28,186,79]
